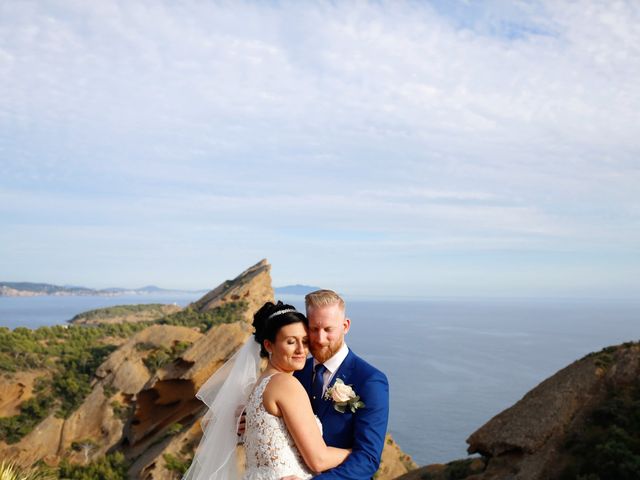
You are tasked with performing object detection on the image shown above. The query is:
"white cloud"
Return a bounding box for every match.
[1,0,639,295]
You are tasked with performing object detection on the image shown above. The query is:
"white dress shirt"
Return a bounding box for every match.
[313,342,349,395]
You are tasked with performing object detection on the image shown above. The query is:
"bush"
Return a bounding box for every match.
[162,453,192,475]
[143,341,191,373]
[158,302,246,332]
[57,452,129,480]
[562,382,640,479]
[0,394,52,444]
[70,304,172,323]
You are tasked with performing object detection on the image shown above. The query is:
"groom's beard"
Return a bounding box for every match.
[311,337,344,364]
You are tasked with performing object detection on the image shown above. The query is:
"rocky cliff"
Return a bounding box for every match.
[398,342,640,480]
[0,259,416,480]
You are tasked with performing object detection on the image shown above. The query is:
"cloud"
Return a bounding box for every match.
[0,0,639,294]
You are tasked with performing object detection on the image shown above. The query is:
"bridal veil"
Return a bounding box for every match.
[182,339,262,480]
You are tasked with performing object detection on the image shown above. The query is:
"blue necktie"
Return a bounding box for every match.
[312,363,327,412]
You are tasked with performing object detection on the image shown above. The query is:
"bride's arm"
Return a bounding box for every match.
[263,374,350,473]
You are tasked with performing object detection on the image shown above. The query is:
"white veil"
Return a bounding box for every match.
[182,339,262,480]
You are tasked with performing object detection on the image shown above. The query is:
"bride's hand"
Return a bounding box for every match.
[280,476,302,480]
[235,405,246,437]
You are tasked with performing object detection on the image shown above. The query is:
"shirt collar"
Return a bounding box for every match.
[314,342,349,374]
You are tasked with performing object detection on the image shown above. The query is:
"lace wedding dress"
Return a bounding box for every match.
[243,374,315,480]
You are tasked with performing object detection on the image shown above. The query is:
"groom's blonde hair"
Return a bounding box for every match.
[305,289,345,313]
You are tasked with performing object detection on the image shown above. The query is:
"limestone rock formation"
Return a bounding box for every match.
[376,434,418,479]
[396,458,486,480]
[128,260,274,478]
[190,259,273,324]
[463,342,640,479]
[0,370,48,417]
[0,414,65,466]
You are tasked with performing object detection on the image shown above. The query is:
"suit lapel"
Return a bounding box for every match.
[297,357,314,398]
[317,350,356,418]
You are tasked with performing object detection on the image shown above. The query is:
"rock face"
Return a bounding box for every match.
[0,414,65,466]
[0,370,48,417]
[191,259,273,324]
[376,434,418,479]
[0,260,273,472]
[463,343,640,480]
[129,260,274,479]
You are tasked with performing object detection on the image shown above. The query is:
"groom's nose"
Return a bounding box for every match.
[315,330,328,345]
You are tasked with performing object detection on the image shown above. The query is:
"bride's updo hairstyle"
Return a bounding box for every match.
[252,301,308,358]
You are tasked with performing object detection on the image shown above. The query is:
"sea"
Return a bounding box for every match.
[1,294,639,466]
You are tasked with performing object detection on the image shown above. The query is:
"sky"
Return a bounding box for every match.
[1,0,639,298]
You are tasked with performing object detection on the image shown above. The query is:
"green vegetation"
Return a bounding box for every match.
[0,322,149,443]
[162,453,192,476]
[561,381,640,480]
[143,341,191,373]
[0,394,52,443]
[70,304,174,323]
[57,452,129,480]
[164,422,184,437]
[588,346,619,370]
[586,343,638,370]
[0,301,246,445]
[158,301,247,332]
[0,323,150,372]
[103,383,117,398]
[110,400,133,420]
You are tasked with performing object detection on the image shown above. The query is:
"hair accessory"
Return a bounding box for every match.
[267,308,297,320]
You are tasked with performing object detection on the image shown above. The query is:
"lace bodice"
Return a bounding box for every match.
[243,375,314,480]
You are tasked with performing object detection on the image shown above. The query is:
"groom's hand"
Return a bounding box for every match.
[280,476,302,480]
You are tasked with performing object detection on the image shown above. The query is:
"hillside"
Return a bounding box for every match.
[69,304,182,325]
[398,342,640,480]
[0,260,416,480]
[0,282,201,297]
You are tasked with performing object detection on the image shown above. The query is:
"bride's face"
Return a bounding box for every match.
[265,322,309,373]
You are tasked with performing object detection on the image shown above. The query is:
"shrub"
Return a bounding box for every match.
[57,452,128,480]
[562,382,640,479]
[162,453,192,475]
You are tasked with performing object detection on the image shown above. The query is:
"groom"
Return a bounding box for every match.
[294,289,389,479]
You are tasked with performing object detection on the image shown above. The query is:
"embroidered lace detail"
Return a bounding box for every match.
[243,375,315,480]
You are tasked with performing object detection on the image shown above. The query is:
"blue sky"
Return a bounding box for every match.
[1,1,639,297]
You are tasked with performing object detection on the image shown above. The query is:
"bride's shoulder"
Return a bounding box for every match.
[264,373,306,396]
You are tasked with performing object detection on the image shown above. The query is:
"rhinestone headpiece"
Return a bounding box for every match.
[267,308,297,320]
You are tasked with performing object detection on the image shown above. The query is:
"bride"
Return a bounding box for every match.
[183,301,350,480]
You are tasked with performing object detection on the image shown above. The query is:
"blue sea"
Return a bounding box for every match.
[1,294,639,466]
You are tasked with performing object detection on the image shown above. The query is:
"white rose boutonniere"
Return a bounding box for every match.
[324,378,365,413]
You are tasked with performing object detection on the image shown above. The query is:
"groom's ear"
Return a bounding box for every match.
[343,317,351,334]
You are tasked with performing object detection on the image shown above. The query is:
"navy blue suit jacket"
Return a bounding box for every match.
[294,350,389,479]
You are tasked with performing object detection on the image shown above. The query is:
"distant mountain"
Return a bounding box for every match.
[0,281,203,297]
[274,284,321,295]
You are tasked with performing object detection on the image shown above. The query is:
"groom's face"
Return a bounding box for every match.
[306,303,350,364]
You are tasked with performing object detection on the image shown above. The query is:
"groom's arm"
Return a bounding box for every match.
[314,369,389,480]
